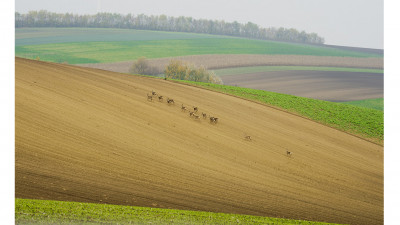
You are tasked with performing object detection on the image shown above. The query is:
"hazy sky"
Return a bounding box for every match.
[15,0,383,49]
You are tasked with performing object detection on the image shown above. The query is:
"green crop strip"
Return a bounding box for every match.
[15,198,341,225]
[16,38,381,64]
[341,98,383,111]
[176,80,383,143]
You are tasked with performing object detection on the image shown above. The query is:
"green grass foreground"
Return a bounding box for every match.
[341,98,384,111]
[15,198,340,225]
[176,80,383,143]
[214,66,384,76]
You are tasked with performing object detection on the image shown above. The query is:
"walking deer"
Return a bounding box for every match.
[209,116,218,124]
[147,94,153,101]
[167,98,175,104]
[181,104,187,111]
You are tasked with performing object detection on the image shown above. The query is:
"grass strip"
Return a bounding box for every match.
[175,80,383,144]
[16,198,341,225]
[340,98,383,111]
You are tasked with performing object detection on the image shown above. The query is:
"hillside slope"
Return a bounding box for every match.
[15,58,383,225]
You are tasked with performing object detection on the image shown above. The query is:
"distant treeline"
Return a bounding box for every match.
[15,11,325,44]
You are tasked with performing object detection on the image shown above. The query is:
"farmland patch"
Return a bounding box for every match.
[15,27,228,46]
[15,58,383,225]
[220,70,383,102]
[16,38,383,64]
[78,54,384,74]
[215,66,383,76]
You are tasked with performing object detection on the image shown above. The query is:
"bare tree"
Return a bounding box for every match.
[129,57,158,75]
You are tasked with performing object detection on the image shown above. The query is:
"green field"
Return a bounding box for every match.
[175,79,383,143]
[341,98,384,111]
[15,198,340,225]
[15,28,382,64]
[214,66,384,76]
[15,28,228,46]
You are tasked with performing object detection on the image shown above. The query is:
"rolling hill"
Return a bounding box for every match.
[15,28,382,64]
[15,57,383,224]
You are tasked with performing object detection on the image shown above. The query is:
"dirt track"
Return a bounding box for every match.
[15,58,383,224]
[220,70,383,102]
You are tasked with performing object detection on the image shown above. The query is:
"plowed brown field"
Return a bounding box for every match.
[220,70,383,102]
[15,57,383,225]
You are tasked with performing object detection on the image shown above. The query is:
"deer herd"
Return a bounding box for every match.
[147,90,218,124]
[146,90,293,157]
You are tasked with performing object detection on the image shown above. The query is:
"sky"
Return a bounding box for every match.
[15,0,384,49]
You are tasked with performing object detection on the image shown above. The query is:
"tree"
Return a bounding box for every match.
[164,60,222,84]
[164,60,187,80]
[15,11,325,44]
[129,57,157,75]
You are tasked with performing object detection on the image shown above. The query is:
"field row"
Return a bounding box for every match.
[214,65,383,76]
[15,27,227,46]
[79,54,384,75]
[219,70,383,102]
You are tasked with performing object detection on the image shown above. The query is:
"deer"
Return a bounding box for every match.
[181,104,187,111]
[209,116,215,123]
[245,135,252,141]
[193,106,198,112]
[209,116,218,124]
[202,112,207,119]
[158,95,163,102]
[167,98,175,104]
[189,111,200,119]
[147,94,153,101]
[151,90,157,96]
[286,150,292,157]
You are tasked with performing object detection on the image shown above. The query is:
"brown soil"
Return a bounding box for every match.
[220,70,383,102]
[78,54,384,74]
[322,44,383,55]
[16,57,383,224]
